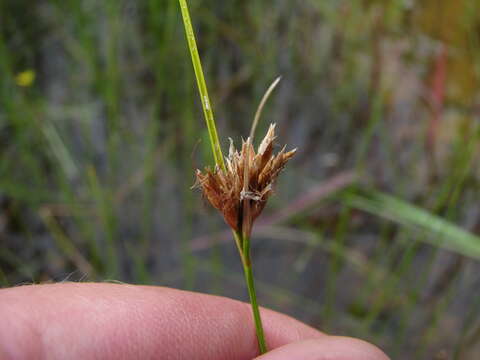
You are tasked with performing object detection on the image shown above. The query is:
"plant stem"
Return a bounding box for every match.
[239,232,268,354]
[178,1,266,353]
[177,0,225,171]
[249,76,282,140]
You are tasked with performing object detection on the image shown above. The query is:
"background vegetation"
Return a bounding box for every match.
[1,0,480,358]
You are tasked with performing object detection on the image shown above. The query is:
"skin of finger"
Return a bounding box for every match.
[0,283,324,360]
[254,338,390,360]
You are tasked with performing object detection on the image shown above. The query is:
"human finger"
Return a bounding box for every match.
[0,282,324,359]
[254,337,390,360]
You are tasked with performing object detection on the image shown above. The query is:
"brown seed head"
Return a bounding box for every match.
[195,123,296,231]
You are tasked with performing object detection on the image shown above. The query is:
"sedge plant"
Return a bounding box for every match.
[178,0,295,354]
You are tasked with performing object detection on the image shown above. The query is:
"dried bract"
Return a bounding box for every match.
[196,124,296,231]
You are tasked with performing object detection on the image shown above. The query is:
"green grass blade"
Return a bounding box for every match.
[343,189,480,259]
[249,76,281,140]
[178,0,225,170]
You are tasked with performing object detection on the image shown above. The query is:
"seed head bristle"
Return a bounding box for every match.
[196,123,296,231]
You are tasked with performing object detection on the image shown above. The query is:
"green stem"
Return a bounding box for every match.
[240,232,268,354]
[178,0,225,171]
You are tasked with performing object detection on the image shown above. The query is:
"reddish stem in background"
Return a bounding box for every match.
[427,44,447,168]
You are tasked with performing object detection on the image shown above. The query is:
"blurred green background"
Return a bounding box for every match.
[1,0,480,358]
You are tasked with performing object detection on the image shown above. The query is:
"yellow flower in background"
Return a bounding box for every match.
[15,70,35,87]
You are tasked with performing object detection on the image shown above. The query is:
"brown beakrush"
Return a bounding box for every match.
[196,123,296,232]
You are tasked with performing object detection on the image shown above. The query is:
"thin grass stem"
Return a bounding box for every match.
[249,76,282,140]
[179,1,268,353]
[178,0,225,170]
[241,232,268,354]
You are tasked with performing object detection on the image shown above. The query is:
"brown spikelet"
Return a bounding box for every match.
[195,123,296,232]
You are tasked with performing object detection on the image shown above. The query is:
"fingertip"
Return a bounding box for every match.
[254,336,390,360]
